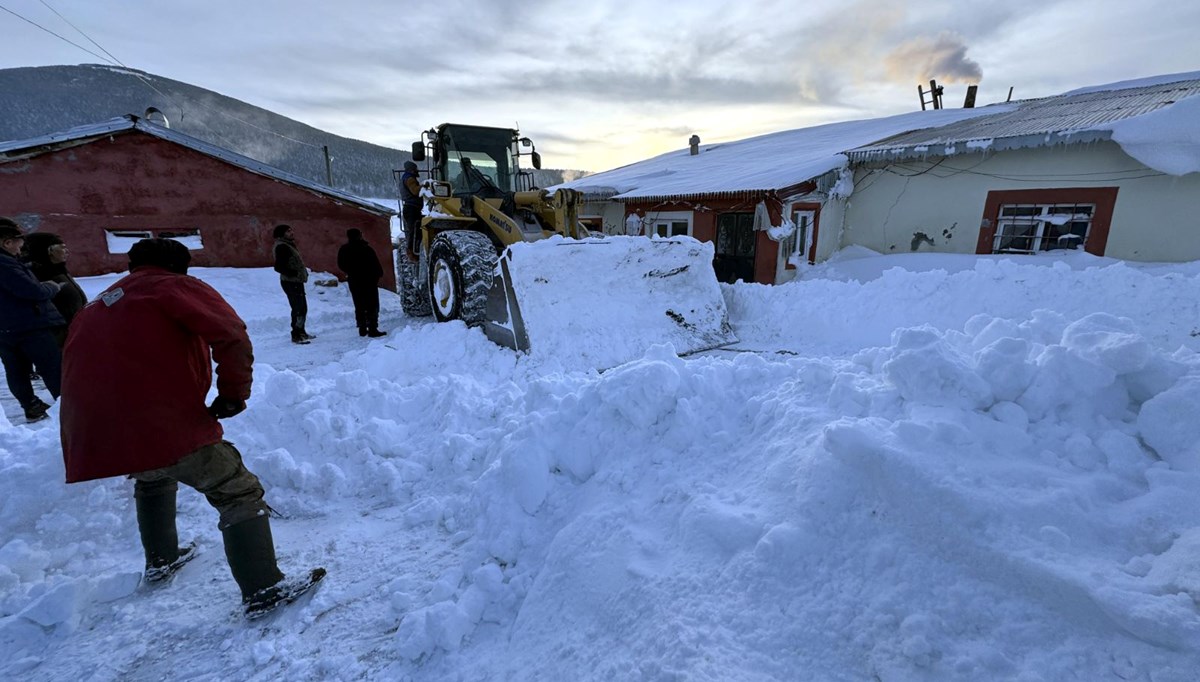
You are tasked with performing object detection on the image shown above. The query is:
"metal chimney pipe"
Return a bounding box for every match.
[689,134,700,155]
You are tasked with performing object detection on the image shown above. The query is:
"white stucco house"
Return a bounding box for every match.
[841,72,1200,262]
[561,71,1200,283]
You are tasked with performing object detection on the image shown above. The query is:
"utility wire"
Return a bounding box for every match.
[0,3,116,65]
[10,1,324,153]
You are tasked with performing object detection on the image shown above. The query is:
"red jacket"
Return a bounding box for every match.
[61,267,254,483]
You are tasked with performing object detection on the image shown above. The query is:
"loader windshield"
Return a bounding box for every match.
[438,125,517,195]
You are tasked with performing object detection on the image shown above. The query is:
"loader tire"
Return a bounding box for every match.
[428,230,496,327]
[397,251,432,317]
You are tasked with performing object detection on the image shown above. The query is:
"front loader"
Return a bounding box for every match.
[396,122,735,362]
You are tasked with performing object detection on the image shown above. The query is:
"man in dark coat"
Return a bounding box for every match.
[60,238,324,617]
[337,228,386,337]
[400,160,423,260]
[272,224,313,344]
[24,231,88,347]
[0,218,64,423]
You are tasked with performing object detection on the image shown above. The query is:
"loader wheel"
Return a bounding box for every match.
[397,250,432,317]
[428,231,496,327]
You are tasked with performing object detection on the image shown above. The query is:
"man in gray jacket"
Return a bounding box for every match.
[272,224,313,344]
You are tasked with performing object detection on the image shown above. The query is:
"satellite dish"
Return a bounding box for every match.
[144,107,170,128]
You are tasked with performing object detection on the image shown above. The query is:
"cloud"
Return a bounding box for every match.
[884,32,983,84]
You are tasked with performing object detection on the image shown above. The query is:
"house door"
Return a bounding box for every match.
[714,212,756,283]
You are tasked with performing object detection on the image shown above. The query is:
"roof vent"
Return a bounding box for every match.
[144,107,170,128]
[689,134,700,155]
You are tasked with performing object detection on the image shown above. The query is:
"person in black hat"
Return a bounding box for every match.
[337,228,386,337]
[271,224,313,344]
[24,232,88,347]
[0,217,64,423]
[399,161,423,261]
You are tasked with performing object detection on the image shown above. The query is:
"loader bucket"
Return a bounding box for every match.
[483,236,737,368]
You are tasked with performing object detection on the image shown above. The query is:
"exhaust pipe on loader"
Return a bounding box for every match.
[483,236,737,368]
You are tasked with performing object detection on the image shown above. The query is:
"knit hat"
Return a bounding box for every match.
[23,232,64,265]
[128,238,191,274]
[346,228,363,240]
[0,217,22,241]
[273,224,292,239]
[404,160,418,173]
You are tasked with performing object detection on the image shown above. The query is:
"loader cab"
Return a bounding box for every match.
[415,123,541,197]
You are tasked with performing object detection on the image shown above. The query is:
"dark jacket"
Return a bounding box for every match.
[61,267,254,483]
[29,261,88,325]
[0,250,65,334]
[400,170,421,207]
[337,236,384,283]
[273,238,308,283]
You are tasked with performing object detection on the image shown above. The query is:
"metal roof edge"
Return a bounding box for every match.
[845,129,1116,164]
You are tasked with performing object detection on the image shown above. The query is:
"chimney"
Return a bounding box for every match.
[963,85,978,108]
[689,134,700,156]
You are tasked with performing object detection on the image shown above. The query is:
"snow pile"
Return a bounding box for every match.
[503,235,735,369]
[2,251,1200,680]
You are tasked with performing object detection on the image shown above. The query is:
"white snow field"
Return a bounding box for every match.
[2,242,1200,681]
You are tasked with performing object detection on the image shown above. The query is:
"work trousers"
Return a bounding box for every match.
[0,328,62,408]
[279,281,308,336]
[131,440,270,531]
[348,280,380,331]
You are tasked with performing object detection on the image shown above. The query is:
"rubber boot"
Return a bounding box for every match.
[222,515,285,604]
[136,486,180,570]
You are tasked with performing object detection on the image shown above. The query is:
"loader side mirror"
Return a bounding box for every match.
[411,142,425,162]
[531,151,542,170]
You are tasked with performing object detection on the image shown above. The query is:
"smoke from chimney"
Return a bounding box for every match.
[885,32,983,84]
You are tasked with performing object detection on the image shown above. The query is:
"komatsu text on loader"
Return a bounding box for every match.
[396,122,735,360]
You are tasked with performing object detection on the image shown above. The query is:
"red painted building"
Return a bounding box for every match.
[0,116,396,289]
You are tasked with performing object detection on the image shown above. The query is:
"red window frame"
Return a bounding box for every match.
[975,187,1118,256]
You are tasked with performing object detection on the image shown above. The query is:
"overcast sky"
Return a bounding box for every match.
[3,0,1199,172]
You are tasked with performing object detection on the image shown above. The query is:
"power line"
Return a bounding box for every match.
[0,3,116,65]
[8,1,324,153]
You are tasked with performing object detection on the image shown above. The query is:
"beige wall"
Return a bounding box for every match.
[580,199,627,235]
[842,142,1200,261]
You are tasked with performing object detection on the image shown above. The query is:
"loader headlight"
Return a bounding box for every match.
[432,182,451,198]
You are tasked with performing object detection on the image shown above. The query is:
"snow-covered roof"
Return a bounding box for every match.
[557,106,1009,202]
[847,71,1200,168]
[561,71,1200,202]
[0,116,395,216]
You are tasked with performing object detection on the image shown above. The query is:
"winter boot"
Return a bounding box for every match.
[291,331,311,345]
[144,542,198,584]
[244,567,327,619]
[223,515,285,604]
[136,487,191,581]
[366,328,386,338]
[358,327,368,337]
[23,397,50,423]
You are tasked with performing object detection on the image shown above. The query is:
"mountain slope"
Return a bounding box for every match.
[0,64,578,198]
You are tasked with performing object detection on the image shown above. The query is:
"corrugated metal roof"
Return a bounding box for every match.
[848,77,1200,160]
[0,116,395,216]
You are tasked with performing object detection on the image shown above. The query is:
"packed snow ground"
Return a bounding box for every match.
[3,241,1200,681]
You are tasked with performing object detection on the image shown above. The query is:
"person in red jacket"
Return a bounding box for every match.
[60,238,323,618]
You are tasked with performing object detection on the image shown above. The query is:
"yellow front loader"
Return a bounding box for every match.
[396,123,734,360]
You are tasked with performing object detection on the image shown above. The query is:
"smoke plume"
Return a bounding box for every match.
[885,32,983,84]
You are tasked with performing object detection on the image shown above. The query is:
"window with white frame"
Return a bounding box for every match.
[105,228,204,254]
[647,211,692,238]
[781,208,815,264]
[992,203,1094,254]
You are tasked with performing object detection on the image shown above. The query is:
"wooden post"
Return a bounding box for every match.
[323,145,333,186]
[918,84,927,110]
[963,85,978,108]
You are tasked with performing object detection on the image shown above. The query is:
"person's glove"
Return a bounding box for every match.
[207,396,246,420]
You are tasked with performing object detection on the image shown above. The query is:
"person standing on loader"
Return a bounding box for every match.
[337,228,386,337]
[59,238,325,618]
[272,224,313,344]
[400,160,422,260]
